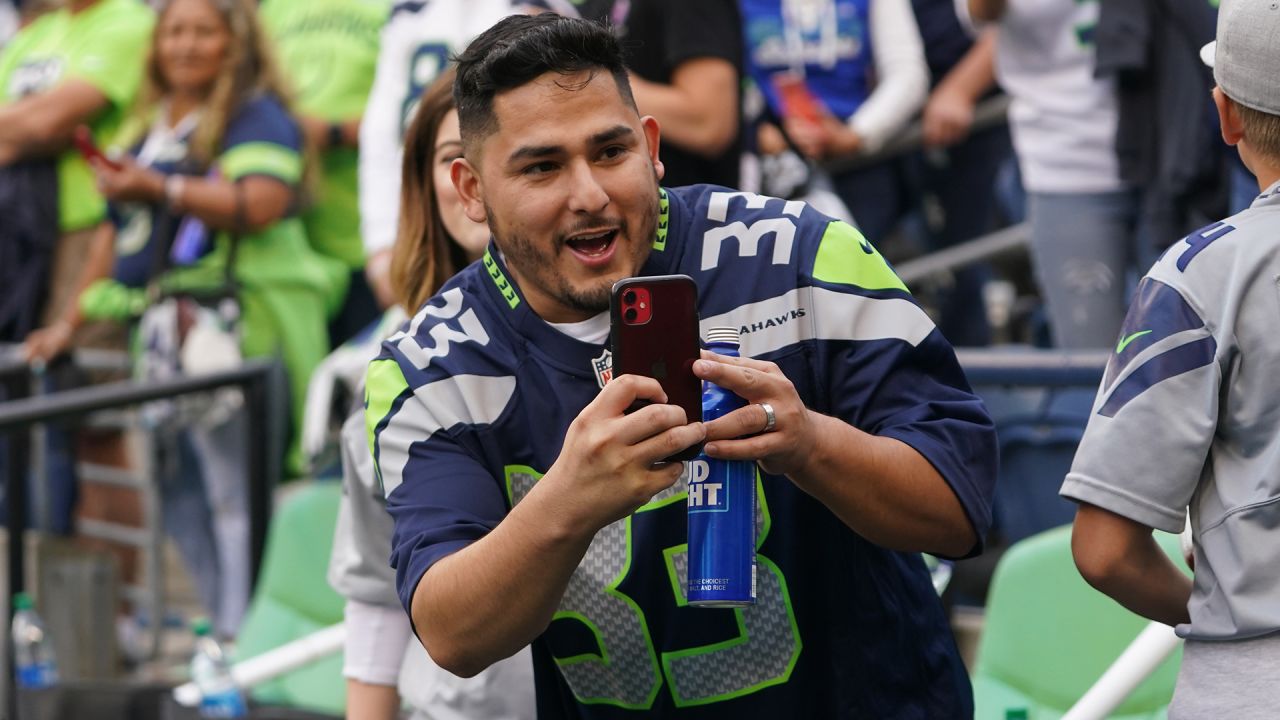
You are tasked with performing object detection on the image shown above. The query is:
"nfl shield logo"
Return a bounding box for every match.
[592,349,613,389]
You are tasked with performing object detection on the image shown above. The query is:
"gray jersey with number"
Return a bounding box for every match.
[1062,179,1280,640]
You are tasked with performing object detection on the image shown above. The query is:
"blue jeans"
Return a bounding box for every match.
[1028,190,1144,349]
[159,405,250,637]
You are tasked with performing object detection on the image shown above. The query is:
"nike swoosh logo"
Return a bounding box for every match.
[1116,330,1153,354]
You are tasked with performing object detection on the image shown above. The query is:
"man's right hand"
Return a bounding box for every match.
[544,373,705,534]
[413,374,705,676]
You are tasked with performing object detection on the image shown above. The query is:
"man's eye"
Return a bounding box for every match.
[601,145,626,160]
[524,162,557,175]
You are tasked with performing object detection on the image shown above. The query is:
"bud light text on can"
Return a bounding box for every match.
[687,326,757,607]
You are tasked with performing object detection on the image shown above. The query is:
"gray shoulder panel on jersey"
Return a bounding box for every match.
[330,411,402,604]
[699,286,935,357]
[378,374,517,497]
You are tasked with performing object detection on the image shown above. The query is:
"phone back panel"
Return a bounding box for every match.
[610,275,703,436]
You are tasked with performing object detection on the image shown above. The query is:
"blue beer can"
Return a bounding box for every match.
[687,326,757,607]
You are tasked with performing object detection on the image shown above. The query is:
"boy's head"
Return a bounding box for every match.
[1203,0,1280,168]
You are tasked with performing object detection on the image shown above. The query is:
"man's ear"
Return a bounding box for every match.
[641,115,665,183]
[1214,86,1246,147]
[451,157,489,224]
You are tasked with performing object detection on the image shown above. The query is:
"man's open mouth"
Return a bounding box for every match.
[565,229,619,260]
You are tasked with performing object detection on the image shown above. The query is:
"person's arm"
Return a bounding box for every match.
[629,58,738,158]
[922,28,997,148]
[0,79,109,161]
[329,411,408,720]
[299,115,362,152]
[346,680,401,720]
[693,352,976,557]
[843,0,930,156]
[91,157,293,233]
[628,0,741,159]
[342,600,409,720]
[21,221,115,363]
[966,0,1006,24]
[1071,504,1192,626]
[395,374,705,677]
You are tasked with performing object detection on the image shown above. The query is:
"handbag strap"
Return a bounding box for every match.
[222,178,245,291]
[147,175,245,300]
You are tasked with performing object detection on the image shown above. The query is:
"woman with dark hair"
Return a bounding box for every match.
[63,0,343,635]
[327,67,533,720]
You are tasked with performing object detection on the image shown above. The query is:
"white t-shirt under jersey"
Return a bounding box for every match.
[957,0,1124,194]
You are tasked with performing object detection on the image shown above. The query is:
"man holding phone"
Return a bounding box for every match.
[368,14,997,717]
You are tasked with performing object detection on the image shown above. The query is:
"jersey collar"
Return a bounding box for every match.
[476,187,681,380]
[478,242,607,380]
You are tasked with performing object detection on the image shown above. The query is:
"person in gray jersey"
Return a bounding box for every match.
[1062,1,1280,715]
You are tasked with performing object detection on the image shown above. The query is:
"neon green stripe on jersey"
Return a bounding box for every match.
[365,358,410,482]
[484,250,521,309]
[653,188,670,251]
[812,220,908,293]
[219,142,303,183]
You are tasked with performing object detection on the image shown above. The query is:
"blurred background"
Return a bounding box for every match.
[0,0,1221,717]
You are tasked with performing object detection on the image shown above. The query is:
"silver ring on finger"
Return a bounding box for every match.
[758,402,777,433]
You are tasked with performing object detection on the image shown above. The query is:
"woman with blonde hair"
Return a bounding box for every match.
[71,0,343,635]
[328,66,534,720]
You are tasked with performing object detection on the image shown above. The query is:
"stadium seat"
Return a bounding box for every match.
[971,524,1186,720]
[234,480,346,717]
[991,411,1085,544]
[980,386,1096,545]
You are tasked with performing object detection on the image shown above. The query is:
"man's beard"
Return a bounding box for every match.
[486,191,659,317]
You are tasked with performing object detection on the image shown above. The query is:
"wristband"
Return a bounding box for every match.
[327,122,345,149]
[164,174,187,210]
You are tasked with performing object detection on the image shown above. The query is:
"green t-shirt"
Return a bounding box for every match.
[261,0,389,270]
[0,0,154,231]
[165,95,348,473]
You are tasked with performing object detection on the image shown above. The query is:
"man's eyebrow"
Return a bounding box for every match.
[506,126,637,165]
[507,143,564,164]
[590,125,635,145]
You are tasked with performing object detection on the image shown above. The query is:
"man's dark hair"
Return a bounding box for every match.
[453,13,637,152]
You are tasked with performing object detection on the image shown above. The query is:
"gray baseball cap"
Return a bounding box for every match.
[1200,0,1280,115]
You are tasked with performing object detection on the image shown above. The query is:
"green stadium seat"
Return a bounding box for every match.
[234,481,346,717]
[971,524,1188,720]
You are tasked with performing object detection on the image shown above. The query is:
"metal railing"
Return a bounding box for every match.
[0,358,286,720]
[822,94,1012,174]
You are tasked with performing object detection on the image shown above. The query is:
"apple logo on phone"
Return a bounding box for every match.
[651,360,667,379]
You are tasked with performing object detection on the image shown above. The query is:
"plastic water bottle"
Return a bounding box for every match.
[190,618,247,718]
[11,592,59,689]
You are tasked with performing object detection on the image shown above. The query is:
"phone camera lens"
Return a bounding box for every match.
[624,308,638,323]
[623,291,637,305]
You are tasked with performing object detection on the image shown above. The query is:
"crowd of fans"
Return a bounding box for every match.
[0,0,1254,716]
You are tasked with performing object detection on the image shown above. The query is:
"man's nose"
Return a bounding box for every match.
[565,161,609,214]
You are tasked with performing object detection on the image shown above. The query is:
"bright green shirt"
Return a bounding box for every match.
[0,0,154,231]
[261,0,389,270]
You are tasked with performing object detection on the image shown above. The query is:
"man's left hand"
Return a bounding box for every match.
[692,350,816,477]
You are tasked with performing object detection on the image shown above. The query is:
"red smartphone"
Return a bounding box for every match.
[771,71,824,126]
[610,274,703,462]
[72,125,121,171]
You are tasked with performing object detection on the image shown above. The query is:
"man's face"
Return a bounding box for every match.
[452,70,665,323]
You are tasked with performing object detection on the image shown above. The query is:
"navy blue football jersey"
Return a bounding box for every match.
[367,185,996,718]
